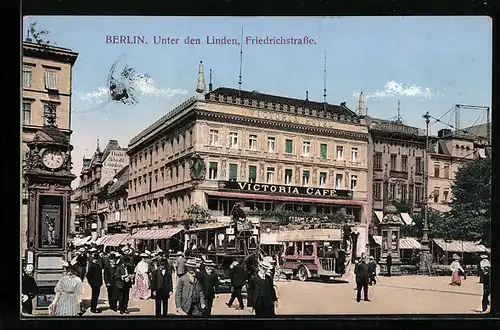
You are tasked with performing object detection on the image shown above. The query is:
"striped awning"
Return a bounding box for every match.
[373,211,384,223]
[130,227,183,240]
[433,239,488,253]
[95,233,130,246]
[372,235,382,246]
[187,223,230,232]
[399,237,422,250]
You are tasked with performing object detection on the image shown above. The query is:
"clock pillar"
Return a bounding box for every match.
[23,105,76,311]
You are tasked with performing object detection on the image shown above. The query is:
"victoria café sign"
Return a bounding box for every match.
[219,181,352,199]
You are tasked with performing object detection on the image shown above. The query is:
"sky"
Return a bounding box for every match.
[22,16,492,188]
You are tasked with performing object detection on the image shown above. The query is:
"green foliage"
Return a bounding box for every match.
[400,209,447,239]
[185,203,210,223]
[447,158,491,246]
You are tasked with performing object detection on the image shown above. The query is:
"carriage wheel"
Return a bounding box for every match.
[298,266,308,282]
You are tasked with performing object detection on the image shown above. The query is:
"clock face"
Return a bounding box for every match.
[42,149,64,169]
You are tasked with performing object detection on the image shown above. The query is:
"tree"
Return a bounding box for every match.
[400,209,450,239]
[447,158,491,246]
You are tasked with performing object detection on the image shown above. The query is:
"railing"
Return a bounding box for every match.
[319,258,336,272]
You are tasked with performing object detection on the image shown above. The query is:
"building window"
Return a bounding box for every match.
[23,102,31,125]
[401,184,407,203]
[401,155,408,172]
[336,146,344,159]
[390,154,397,170]
[374,182,382,200]
[248,165,257,183]
[415,185,422,202]
[266,167,275,183]
[249,134,258,150]
[229,132,239,148]
[284,169,293,185]
[443,165,450,179]
[434,163,440,178]
[268,137,276,152]
[285,139,293,154]
[149,149,153,165]
[320,172,327,188]
[302,141,311,155]
[443,190,449,203]
[44,70,58,90]
[351,147,358,162]
[43,103,57,125]
[335,174,342,189]
[302,170,310,186]
[433,188,439,203]
[350,175,358,190]
[23,66,32,88]
[209,129,219,146]
[320,143,328,159]
[374,152,382,170]
[390,183,396,200]
[415,157,422,174]
[209,162,218,179]
[229,164,238,181]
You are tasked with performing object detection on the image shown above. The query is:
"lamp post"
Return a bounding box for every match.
[419,111,431,274]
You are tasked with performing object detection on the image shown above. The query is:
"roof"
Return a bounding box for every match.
[432,239,488,253]
[208,87,357,117]
[23,41,78,65]
[187,223,230,232]
[94,233,131,246]
[455,123,490,139]
[107,165,129,196]
[101,140,125,162]
[399,237,421,250]
[276,228,342,242]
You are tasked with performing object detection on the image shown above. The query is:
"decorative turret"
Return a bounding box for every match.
[196,61,206,100]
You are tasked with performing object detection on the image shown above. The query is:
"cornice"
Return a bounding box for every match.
[196,110,369,141]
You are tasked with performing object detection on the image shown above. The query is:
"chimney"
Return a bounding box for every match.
[306,90,309,101]
[358,92,366,116]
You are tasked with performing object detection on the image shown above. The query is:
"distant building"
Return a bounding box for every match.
[75,140,128,236]
[22,41,78,255]
[98,165,129,235]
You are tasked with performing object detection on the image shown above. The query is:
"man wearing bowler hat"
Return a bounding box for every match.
[152,256,173,317]
[175,259,205,316]
[248,259,278,317]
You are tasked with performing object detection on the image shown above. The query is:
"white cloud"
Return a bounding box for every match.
[353,81,440,100]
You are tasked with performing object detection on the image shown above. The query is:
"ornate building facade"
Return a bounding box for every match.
[75,140,128,237]
[98,165,129,235]
[126,62,372,256]
[22,41,78,255]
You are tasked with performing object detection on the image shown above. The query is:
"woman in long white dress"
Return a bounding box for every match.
[49,259,84,316]
[450,254,465,286]
[132,253,151,300]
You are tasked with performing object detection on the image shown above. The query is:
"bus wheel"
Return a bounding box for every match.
[298,266,308,282]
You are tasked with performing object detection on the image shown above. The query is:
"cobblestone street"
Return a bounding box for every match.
[73,275,485,317]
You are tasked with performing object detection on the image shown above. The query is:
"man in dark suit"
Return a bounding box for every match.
[152,257,174,317]
[175,259,205,316]
[104,253,118,311]
[86,253,103,313]
[226,260,247,310]
[197,260,219,316]
[355,255,370,302]
[368,256,377,285]
[122,251,135,314]
[21,263,38,315]
[386,254,393,277]
[248,260,278,317]
[482,265,491,312]
[114,254,130,314]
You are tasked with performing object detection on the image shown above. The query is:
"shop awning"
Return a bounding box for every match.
[95,233,130,246]
[206,191,364,206]
[73,236,91,247]
[277,228,341,242]
[187,223,230,232]
[130,228,184,240]
[399,237,421,250]
[400,213,413,226]
[373,211,384,223]
[372,235,382,246]
[432,239,488,253]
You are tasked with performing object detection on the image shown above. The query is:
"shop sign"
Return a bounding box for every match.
[219,181,352,199]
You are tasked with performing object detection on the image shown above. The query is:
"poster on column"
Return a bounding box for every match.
[39,195,64,249]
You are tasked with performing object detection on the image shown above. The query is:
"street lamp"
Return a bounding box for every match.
[419,111,432,274]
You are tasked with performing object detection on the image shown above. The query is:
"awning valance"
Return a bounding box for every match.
[95,233,130,246]
[261,232,280,245]
[73,236,91,247]
[130,228,183,240]
[206,191,363,206]
[400,213,413,226]
[399,237,421,250]
[372,235,382,246]
[187,223,230,232]
[277,228,341,242]
[432,239,488,253]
